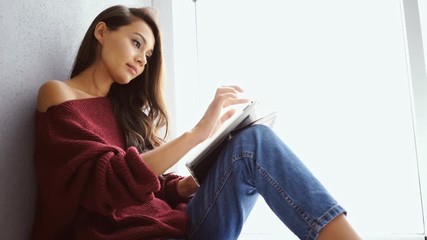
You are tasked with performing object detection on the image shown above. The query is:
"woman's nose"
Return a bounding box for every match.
[136,55,147,66]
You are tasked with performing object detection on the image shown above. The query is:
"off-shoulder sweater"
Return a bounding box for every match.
[32,97,189,240]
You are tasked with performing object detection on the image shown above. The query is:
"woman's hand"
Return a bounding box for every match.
[177,176,199,198]
[191,86,249,143]
[141,86,249,176]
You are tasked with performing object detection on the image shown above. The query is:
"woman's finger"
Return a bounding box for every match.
[219,109,236,124]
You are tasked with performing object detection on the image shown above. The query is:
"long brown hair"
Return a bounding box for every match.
[71,5,169,152]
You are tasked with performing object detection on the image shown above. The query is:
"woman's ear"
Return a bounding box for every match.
[94,22,107,45]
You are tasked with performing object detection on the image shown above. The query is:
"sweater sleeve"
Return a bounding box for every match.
[36,104,162,216]
[156,173,191,208]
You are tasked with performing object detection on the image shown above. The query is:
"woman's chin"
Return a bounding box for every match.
[115,77,133,85]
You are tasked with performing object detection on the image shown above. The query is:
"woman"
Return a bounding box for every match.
[32,5,361,240]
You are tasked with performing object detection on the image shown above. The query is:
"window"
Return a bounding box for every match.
[162,0,427,238]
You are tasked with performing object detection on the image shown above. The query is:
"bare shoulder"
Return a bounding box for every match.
[37,80,76,112]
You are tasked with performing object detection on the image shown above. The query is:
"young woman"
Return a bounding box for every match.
[32,5,361,240]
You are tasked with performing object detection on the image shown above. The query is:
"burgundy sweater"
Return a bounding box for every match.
[32,97,189,240]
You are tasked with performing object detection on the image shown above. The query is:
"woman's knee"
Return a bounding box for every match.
[237,124,275,141]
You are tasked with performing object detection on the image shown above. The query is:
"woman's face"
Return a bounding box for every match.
[97,19,155,84]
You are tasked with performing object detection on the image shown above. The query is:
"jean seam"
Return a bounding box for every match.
[190,150,255,237]
[305,204,345,240]
[231,151,255,162]
[189,166,233,237]
[232,151,257,186]
[256,164,313,226]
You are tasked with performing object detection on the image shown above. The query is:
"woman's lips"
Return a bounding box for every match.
[127,64,137,75]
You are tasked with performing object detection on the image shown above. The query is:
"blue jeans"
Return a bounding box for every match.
[185,125,346,240]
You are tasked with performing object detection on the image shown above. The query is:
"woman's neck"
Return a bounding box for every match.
[70,64,113,97]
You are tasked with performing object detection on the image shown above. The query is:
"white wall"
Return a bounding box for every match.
[0,1,150,239]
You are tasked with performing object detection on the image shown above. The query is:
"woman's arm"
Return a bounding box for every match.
[141,129,202,176]
[141,86,249,176]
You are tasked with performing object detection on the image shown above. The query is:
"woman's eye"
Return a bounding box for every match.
[132,40,141,49]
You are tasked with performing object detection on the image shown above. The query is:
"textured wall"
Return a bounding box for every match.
[0,1,150,239]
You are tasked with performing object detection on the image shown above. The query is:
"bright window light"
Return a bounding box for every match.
[171,0,425,238]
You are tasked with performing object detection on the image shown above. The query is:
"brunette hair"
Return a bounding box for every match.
[71,5,168,152]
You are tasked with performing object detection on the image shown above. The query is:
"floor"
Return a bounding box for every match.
[238,198,426,240]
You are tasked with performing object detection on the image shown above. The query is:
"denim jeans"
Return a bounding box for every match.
[185,125,346,240]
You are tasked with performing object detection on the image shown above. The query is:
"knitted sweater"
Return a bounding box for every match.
[32,97,189,240]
